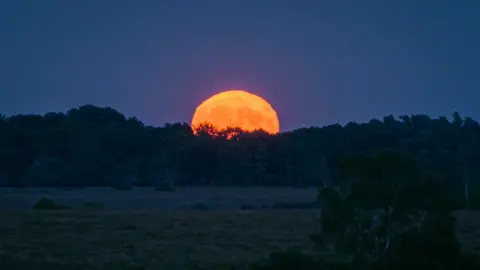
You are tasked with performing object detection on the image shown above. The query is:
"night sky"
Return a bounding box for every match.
[1,1,479,131]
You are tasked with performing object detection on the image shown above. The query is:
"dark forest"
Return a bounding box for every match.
[1,105,479,205]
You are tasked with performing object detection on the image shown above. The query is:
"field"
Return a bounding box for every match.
[0,188,479,270]
[0,187,319,211]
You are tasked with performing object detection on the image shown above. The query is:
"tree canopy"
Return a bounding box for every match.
[0,105,479,200]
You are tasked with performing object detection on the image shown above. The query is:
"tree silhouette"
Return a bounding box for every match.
[0,104,478,194]
[255,150,478,270]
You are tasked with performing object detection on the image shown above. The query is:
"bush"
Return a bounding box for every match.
[272,201,319,210]
[154,182,176,192]
[250,249,319,270]
[33,197,70,210]
[109,183,133,191]
[458,252,480,270]
[83,201,105,210]
[240,204,257,211]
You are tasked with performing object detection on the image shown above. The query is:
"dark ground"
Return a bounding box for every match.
[0,188,479,270]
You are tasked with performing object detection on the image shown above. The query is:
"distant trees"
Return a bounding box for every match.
[0,105,479,197]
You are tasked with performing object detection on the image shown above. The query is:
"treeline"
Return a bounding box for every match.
[0,105,479,192]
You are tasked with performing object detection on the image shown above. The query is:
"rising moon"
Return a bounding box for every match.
[191,90,280,134]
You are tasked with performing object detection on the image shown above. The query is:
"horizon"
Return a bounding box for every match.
[1,103,475,132]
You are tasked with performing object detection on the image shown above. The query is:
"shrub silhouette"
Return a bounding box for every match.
[83,201,105,210]
[109,183,133,191]
[154,182,176,192]
[33,197,69,210]
[251,249,318,270]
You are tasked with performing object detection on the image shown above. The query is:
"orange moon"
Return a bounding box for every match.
[191,90,280,134]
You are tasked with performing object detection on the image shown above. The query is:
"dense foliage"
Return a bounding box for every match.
[252,150,480,270]
[0,105,479,199]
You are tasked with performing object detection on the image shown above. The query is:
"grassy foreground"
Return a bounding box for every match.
[0,210,479,270]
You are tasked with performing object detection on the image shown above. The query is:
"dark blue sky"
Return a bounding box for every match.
[1,1,479,131]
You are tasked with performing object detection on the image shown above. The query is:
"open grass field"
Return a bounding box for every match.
[0,210,320,270]
[0,187,319,211]
[0,188,480,269]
